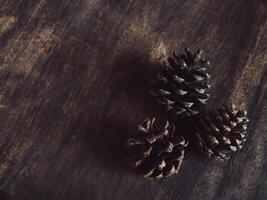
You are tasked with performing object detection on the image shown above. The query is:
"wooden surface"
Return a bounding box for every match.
[0,0,267,199]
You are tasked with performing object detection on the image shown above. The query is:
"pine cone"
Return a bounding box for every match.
[151,48,210,117]
[126,118,188,179]
[193,103,249,160]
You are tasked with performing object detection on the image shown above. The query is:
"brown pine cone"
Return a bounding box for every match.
[193,103,249,160]
[151,48,210,117]
[126,118,188,179]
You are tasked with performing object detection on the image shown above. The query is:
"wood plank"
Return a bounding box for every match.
[0,0,266,199]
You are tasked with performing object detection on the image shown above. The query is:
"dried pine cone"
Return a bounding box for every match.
[151,48,210,117]
[126,118,188,179]
[193,103,249,160]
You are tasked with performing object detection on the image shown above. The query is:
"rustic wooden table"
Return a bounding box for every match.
[0,0,267,199]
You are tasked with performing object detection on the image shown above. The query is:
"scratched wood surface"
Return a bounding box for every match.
[0,0,267,199]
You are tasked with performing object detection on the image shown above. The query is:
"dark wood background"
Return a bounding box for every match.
[0,0,267,199]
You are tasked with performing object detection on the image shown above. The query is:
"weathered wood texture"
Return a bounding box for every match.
[0,0,267,199]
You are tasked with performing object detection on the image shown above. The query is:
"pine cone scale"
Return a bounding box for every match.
[152,49,211,117]
[193,104,249,160]
[126,118,188,179]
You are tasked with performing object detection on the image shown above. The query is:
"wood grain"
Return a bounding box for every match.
[0,0,267,199]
